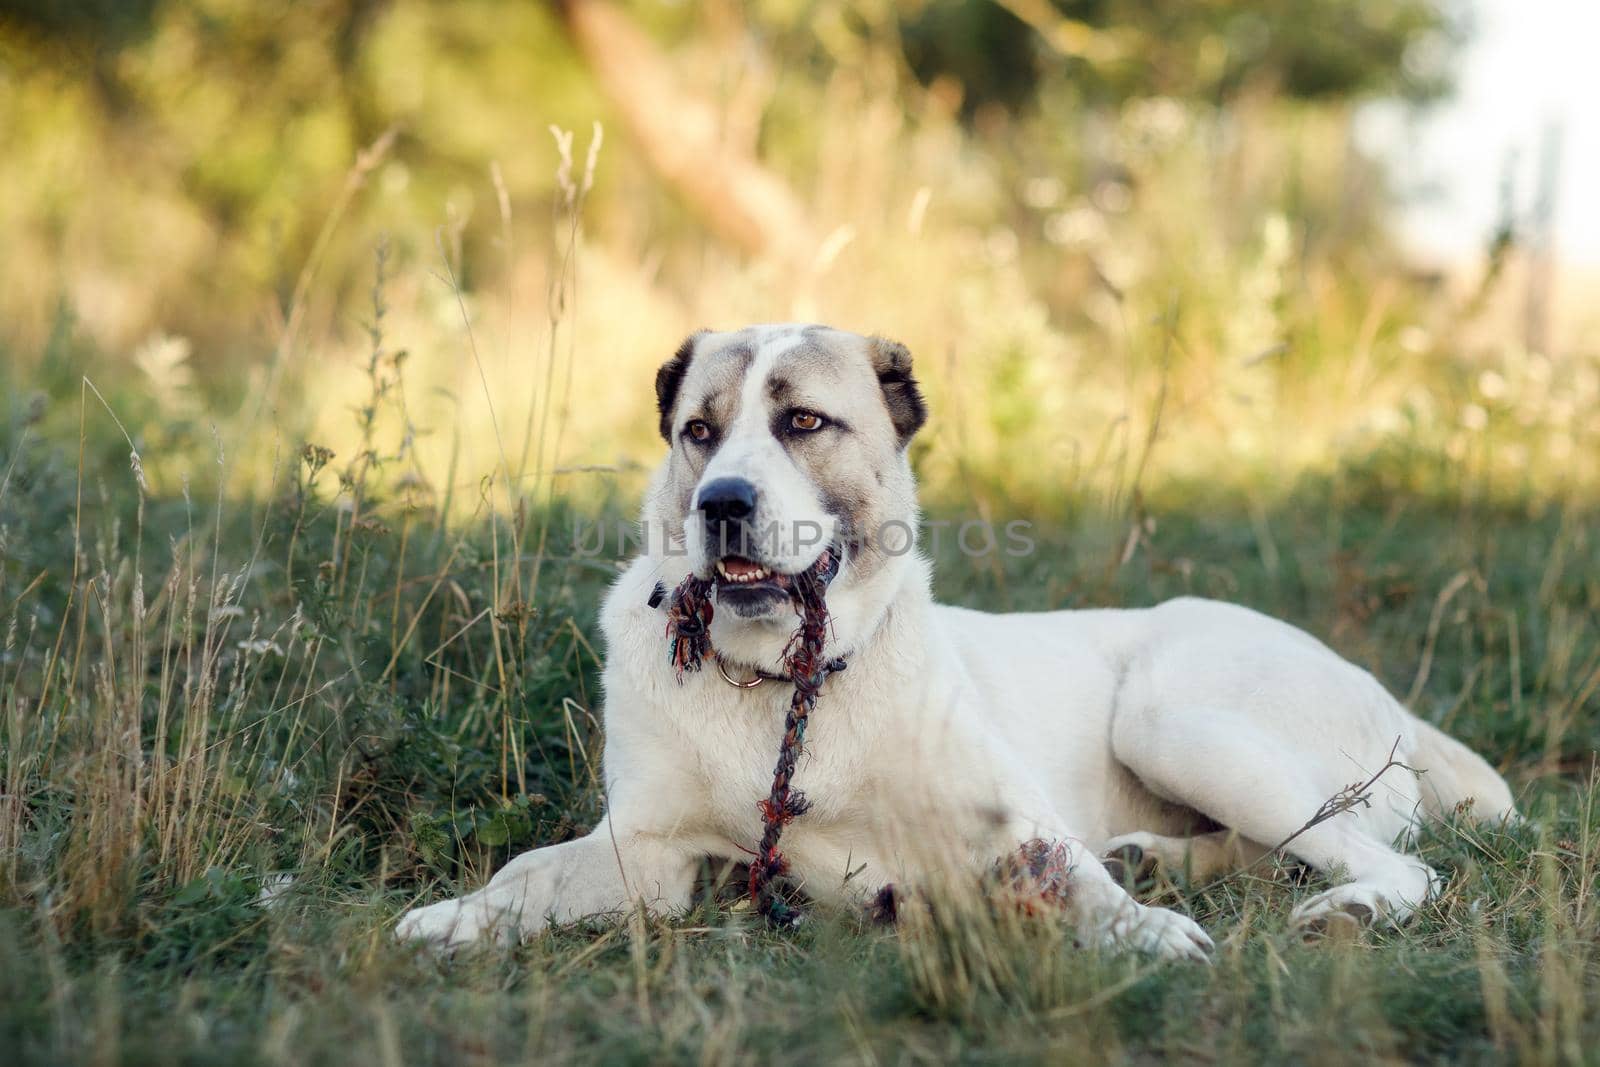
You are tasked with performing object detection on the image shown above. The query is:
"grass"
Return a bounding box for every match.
[2,367,1597,1063]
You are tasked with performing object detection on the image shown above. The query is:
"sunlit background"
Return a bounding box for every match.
[1366,0,1600,268]
[1,0,1596,509]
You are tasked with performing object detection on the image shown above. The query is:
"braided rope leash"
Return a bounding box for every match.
[661,548,841,926]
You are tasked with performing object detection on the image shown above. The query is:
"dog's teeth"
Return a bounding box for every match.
[714,559,774,583]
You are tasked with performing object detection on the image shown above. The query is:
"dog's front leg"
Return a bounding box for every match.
[396,819,700,949]
[999,818,1214,963]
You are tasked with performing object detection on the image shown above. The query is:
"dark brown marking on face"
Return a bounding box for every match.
[669,341,758,516]
[691,343,753,434]
[770,407,853,446]
[655,331,705,440]
[756,338,831,444]
[717,340,757,375]
[666,338,754,443]
[819,485,874,561]
[867,337,928,447]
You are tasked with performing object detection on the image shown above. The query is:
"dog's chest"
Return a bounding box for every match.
[674,675,875,844]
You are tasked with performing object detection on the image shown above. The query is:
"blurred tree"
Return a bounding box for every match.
[898,0,1460,116]
[0,0,1463,369]
[554,0,812,260]
[900,0,1043,116]
[0,0,161,52]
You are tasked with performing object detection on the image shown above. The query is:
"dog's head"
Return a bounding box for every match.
[647,324,926,627]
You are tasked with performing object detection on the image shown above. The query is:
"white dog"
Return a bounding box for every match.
[398,324,1514,959]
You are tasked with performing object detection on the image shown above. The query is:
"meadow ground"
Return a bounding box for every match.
[2,396,1597,1063]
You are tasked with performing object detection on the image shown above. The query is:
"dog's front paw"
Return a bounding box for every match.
[396,894,521,950]
[1088,902,1213,963]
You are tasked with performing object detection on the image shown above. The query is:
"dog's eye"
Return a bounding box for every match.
[684,419,713,443]
[790,411,824,433]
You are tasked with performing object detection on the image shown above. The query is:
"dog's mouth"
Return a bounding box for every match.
[711,555,792,614]
[709,548,841,617]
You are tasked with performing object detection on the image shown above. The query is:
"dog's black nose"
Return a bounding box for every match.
[698,478,759,556]
[697,477,758,526]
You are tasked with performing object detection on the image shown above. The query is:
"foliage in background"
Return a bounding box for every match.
[902,0,1458,114]
[4,0,1558,518]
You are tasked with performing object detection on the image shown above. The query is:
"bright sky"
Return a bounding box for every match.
[1357,0,1600,268]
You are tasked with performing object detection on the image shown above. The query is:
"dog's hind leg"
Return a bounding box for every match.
[1110,704,1438,932]
[1100,829,1273,887]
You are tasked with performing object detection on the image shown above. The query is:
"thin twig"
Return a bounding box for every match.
[1237,736,1416,875]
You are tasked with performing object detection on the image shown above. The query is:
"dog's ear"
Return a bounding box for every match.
[656,331,705,441]
[868,337,927,448]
